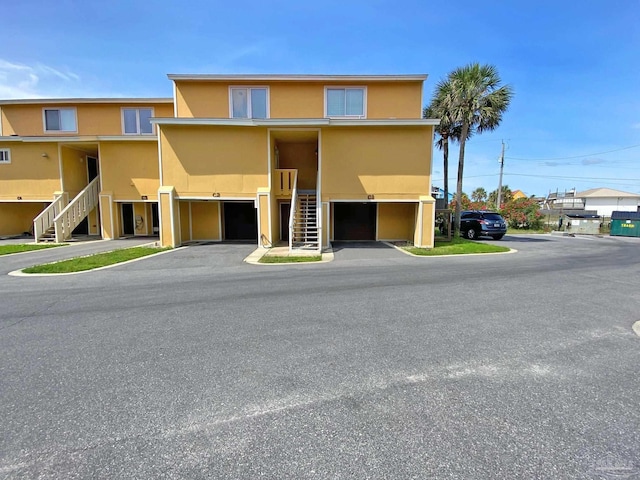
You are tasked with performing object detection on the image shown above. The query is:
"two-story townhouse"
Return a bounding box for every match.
[0,98,173,241]
[153,74,438,250]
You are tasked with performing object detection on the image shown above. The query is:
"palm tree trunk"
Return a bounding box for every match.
[443,137,449,208]
[454,122,469,236]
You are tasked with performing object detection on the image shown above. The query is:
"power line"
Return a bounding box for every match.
[505,143,640,161]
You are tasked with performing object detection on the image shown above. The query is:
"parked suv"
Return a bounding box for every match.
[460,211,507,240]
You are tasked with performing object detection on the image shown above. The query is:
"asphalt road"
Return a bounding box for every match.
[1,235,639,479]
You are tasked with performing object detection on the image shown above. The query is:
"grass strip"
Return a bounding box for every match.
[22,246,171,273]
[0,244,67,256]
[404,237,510,256]
[259,255,322,264]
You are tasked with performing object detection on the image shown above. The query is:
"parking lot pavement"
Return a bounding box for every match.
[1,235,640,478]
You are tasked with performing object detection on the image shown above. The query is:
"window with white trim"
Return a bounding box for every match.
[230,87,268,119]
[122,108,154,134]
[44,108,77,132]
[0,148,10,164]
[326,87,366,117]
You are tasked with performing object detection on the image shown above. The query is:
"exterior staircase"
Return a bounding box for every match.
[291,190,319,250]
[34,177,100,243]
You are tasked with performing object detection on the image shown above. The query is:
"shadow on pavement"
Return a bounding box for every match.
[331,241,394,252]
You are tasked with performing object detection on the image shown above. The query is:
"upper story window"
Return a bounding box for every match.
[122,108,154,134]
[230,87,268,119]
[0,148,10,164]
[325,87,366,118]
[43,108,77,133]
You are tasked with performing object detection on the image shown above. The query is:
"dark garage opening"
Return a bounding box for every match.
[334,203,377,241]
[223,202,258,241]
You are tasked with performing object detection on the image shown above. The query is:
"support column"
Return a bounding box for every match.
[414,195,436,248]
[257,187,271,248]
[99,192,114,240]
[158,186,179,247]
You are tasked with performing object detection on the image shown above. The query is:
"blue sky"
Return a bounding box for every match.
[2,0,639,197]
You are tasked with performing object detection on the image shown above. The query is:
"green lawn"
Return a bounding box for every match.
[0,244,67,256]
[259,255,322,264]
[22,246,171,273]
[404,237,510,256]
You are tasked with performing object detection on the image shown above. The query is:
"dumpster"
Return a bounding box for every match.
[610,211,640,237]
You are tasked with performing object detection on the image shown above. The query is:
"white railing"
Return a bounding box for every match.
[274,169,297,196]
[54,177,100,242]
[316,169,322,252]
[33,194,66,242]
[288,170,299,252]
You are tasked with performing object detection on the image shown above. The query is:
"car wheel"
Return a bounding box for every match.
[491,234,504,240]
[466,228,477,240]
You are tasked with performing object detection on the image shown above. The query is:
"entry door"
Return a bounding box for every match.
[122,203,135,236]
[280,202,291,241]
[87,156,98,181]
[151,203,159,235]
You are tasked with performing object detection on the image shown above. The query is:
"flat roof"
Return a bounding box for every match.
[167,74,428,82]
[0,98,173,106]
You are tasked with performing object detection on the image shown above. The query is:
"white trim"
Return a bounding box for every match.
[256,193,263,246]
[6,135,158,142]
[329,119,438,126]
[121,107,155,135]
[157,127,164,186]
[176,195,255,201]
[169,190,176,246]
[0,98,172,105]
[317,129,323,250]
[188,201,193,242]
[97,144,103,193]
[42,107,78,133]
[168,74,428,82]
[328,198,420,203]
[149,118,437,127]
[322,201,330,247]
[172,81,178,117]
[418,201,424,247]
[324,86,367,119]
[217,202,222,241]
[57,144,64,191]
[228,86,270,119]
[267,129,272,198]
[0,199,51,203]
[87,155,99,236]
[0,148,11,164]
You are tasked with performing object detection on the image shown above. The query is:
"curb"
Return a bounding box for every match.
[244,247,334,265]
[383,241,518,258]
[8,245,185,277]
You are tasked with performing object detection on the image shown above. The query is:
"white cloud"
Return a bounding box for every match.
[0,59,81,99]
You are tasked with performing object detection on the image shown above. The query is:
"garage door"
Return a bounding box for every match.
[334,203,377,241]
[223,202,258,241]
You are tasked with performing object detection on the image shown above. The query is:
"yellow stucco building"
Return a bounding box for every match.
[0,74,438,250]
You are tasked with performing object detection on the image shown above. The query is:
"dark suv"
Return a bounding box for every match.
[460,211,507,240]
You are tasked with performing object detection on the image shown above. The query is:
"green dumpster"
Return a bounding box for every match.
[610,211,640,237]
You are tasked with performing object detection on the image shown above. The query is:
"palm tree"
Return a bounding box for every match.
[488,185,512,208]
[424,81,467,208]
[471,187,487,203]
[438,63,513,235]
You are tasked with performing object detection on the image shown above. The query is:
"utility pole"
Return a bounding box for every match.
[496,140,506,209]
